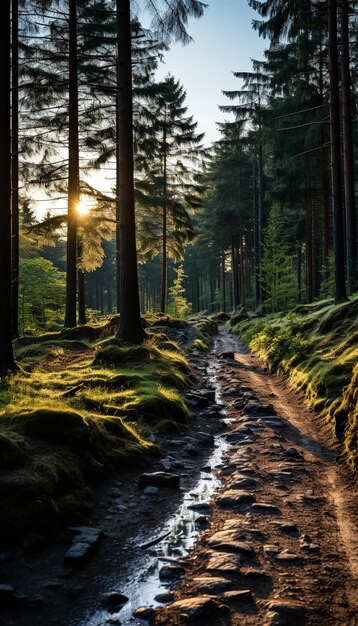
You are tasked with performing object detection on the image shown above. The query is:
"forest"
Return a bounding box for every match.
[0,1,357,625]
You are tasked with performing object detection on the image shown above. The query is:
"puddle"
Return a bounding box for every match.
[77,435,229,626]
[74,332,242,626]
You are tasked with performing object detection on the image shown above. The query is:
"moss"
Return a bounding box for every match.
[0,432,31,469]
[231,295,358,470]
[9,408,88,444]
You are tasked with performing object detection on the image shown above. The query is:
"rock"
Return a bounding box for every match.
[200,465,211,473]
[160,458,172,470]
[188,432,215,446]
[275,550,300,563]
[0,584,27,609]
[252,502,281,515]
[245,401,276,416]
[22,532,46,553]
[100,591,128,610]
[170,596,218,621]
[154,592,174,603]
[217,490,256,510]
[138,472,180,489]
[64,542,96,566]
[222,589,253,602]
[300,535,320,552]
[229,477,257,490]
[143,486,159,495]
[69,526,104,547]
[206,552,242,573]
[268,601,306,625]
[284,447,303,460]
[188,502,211,514]
[226,427,255,442]
[218,351,235,360]
[42,581,64,590]
[195,516,210,529]
[193,576,232,594]
[133,606,155,620]
[186,392,211,408]
[278,523,298,534]
[159,565,185,580]
[264,545,280,557]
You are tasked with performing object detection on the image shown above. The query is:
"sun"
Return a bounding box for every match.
[77,199,92,217]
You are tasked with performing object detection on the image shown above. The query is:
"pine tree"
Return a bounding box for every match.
[0,0,16,373]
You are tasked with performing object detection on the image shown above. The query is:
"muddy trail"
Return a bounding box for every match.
[1,329,358,626]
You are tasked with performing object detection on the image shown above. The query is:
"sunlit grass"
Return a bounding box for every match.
[232,294,358,470]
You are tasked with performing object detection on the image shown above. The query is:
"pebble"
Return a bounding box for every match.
[222,589,253,602]
[138,472,180,488]
[133,606,156,619]
[100,591,128,610]
[143,486,159,495]
[154,592,174,603]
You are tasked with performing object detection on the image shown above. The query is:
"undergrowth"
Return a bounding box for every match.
[0,315,196,537]
[232,295,358,472]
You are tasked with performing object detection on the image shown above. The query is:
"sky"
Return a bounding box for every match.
[154,0,266,146]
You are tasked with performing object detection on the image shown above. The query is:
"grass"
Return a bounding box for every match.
[232,295,358,471]
[0,322,194,537]
[188,317,218,352]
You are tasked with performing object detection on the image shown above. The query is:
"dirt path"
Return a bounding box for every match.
[154,329,358,626]
[1,329,357,626]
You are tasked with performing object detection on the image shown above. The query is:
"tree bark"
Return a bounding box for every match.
[11,0,19,338]
[77,242,86,324]
[328,0,347,303]
[0,0,16,373]
[340,0,357,293]
[116,0,145,342]
[160,106,167,313]
[65,0,79,327]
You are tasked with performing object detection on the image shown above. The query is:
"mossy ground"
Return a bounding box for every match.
[0,315,196,537]
[232,295,358,471]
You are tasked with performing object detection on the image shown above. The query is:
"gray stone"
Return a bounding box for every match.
[222,589,253,602]
[206,552,242,573]
[133,606,156,620]
[170,596,218,621]
[193,576,231,594]
[188,431,215,446]
[195,515,210,529]
[138,472,180,488]
[217,490,256,510]
[64,542,95,566]
[69,526,104,547]
[143,486,159,495]
[245,401,276,416]
[226,427,256,441]
[229,477,257,490]
[188,502,211,513]
[275,550,300,563]
[100,591,128,609]
[268,601,306,625]
[252,502,281,515]
[264,545,280,557]
[154,592,174,603]
[279,523,298,534]
[159,565,185,580]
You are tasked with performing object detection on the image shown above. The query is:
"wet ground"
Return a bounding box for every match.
[1,329,358,626]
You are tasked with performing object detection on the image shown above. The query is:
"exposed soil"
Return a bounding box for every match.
[1,328,357,626]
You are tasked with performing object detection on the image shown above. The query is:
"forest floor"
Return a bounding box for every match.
[1,328,358,626]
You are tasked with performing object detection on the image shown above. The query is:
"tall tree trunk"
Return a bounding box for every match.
[221,251,226,312]
[252,159,260,309]
[116,0,145,342]
[340,0,357,293]
[160,108,167,313]
[77,241,86,324]
[328,0,347,303]
[11,0,19,338]
[0,0,16,373]
[65,0,79,327]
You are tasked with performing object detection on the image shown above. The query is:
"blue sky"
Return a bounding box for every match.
[155,0,266,145]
